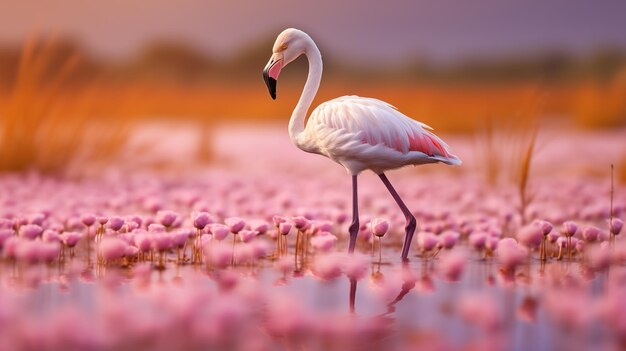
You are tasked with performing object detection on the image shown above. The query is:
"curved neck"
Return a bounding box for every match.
[289,40,322,143]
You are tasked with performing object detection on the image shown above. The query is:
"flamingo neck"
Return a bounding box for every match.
[289,39,322,144]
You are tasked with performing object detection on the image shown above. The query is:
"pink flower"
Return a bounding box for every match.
[0,218,15,229]
[574,238,584,253]
[225,217,246,234]
[311,221,333,234]
[469,232,487,250]
[547,231,559,243]
[370,218,390,237]
[210,223,230,241]
[313,253,343,280]
[99,238,128,261]
[150,233,172,252]
[27,213,46,226]
[206,244,231,268]
[125,221,139,232]
[239,230,258,243]
[171,230,189,248]
[496,238,528,270]
[80,214,96,227]
[518,225,542,249]
[15,240,41,264]
[135,233,152,252]
[18,224,43,240]
[0,229,14,248]
[292,216,310,231]
[3,236,20,259]
[192,212,212,230]
[417,231,438,251]
[610,218,623,235]
[561,221,578,237]
[582,226,601,242]
[439,230,460,249]
[38,241,60,263]
[61,232,82,248]
[272,215,286,226]
[126,215,143,228]
[249,220,269,234]
[535,220,553,235]
[108,217,125,232]
[343,254,368,280]
[279,222,292,235]
[124,245,139,257]
[333,210,348,224]
[157,210,179,228]
[310,233,337,252]
[41,229,61,243]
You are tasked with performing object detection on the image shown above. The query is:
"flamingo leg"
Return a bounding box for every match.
[379,173,417,261]
[349,278,357,314]
[348,175,360,253]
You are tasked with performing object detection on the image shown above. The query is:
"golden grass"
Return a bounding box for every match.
[517,127,538,226]
[507,87,544,226]
[0,37,132,175]
[0,39,623,175]
[475,118,500,185]
[35,78,622,133]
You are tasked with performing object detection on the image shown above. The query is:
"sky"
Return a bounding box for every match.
[1,0,626,64]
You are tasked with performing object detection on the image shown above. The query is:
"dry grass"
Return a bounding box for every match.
[0,37,132,175]
[574,66,626,129]
[2,70,623,133]
[39,78,622,133]
[517,127,538,226]
[513,89,545,226]
[0,38,623,176]
[475,118,500,184]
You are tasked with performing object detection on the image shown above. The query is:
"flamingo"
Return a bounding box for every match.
[262,28,461,260]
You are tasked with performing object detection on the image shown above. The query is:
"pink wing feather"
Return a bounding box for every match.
[312,96,458,161]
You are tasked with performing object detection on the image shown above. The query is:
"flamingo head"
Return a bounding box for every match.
[263,28,309,100]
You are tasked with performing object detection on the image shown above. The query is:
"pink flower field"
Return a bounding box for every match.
[0,124,624,351]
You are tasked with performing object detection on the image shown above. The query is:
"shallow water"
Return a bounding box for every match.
[0,125,625,350]
[2,246,623,351]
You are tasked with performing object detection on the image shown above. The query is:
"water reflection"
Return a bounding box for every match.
[2,251,626,350]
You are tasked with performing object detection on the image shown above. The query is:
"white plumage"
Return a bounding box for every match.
[299,95,461,174]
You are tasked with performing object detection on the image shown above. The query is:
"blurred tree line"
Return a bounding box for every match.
[0,34,625,91]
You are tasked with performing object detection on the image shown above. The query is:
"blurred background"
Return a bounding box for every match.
[0,0,625,176]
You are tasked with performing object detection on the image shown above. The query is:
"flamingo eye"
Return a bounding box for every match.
[279,44,288,51]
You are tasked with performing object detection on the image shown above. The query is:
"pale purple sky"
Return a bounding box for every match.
[1,0,625,63]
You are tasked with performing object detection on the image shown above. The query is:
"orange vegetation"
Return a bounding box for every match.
[25,77,622,133]
[0,38,624,174]
[0,39,132,175]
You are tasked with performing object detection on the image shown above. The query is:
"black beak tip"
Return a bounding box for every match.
[266,76,277,100]
[263,66,278,100]
[268,82,276,100]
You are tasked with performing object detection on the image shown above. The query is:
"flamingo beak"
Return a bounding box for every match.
[263,58,282,100]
